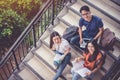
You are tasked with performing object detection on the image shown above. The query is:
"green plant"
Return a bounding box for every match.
[0,9,28,39]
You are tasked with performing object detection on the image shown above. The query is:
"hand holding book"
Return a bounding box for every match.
[72,60,91,77]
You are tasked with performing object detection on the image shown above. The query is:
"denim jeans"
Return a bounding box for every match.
[53,51,71,80]
[70,34,93,48]
[70,35,80,47]
[71,69,94,80]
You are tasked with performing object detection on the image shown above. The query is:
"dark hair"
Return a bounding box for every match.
[50,31,61,48]
[85,40,99,62]
[80,5,90,13]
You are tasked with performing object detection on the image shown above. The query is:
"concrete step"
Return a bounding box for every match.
[53,22,68,35]
[112,41,120,58]
[34,44,55,69]
[82,0,120,24]
[61,10,80,27]
[17,66,39,80]
[26,56,55,80]
[101,0,120,11]
[111,0,120,6]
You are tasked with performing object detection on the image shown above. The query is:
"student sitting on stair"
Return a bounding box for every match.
[50,31,71,80]
[71,40,105,80]
[70,5,104,49]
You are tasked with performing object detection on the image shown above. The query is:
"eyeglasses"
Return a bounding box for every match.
[87,45,94,48]
[81,12,90,16]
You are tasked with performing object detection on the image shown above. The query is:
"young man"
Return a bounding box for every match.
[70,5,104,48]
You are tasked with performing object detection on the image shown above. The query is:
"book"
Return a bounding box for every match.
[76,67,91,77]
[72,60,91,77]
[72,60,84,71]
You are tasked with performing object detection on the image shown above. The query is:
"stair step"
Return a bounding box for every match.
[61,10,80,27]
[111,0,120,6]
[102,0,120,11]
[34,44,55,68]
[103,55,115,71]
[40,29,50,41]
[18,66,39,80]
[53,22,68,35]
[26,56,55,80]
[82,0,120,24]
[112,41,120,57]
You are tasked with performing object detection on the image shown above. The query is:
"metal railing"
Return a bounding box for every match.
[0,0,71,80]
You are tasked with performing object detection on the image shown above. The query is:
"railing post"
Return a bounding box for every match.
[52,0,55,25]
[12,51,20,70]
[102,59,120,80]
[32,25,37,48]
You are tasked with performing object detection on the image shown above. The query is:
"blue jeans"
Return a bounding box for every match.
[70,35,93,48]
[70,35,80,47]
[53,51,71,80]
[71,70,94,80]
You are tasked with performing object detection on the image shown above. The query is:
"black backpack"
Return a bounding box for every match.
[62,26,79,42]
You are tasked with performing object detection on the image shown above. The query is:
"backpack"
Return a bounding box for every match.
[99,28,116,50]
[62,26,79,42]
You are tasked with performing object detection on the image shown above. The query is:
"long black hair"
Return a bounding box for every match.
[50,31,61,48]
[85,40,99,62]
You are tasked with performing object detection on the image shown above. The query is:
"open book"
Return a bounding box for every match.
[72,60,91,77]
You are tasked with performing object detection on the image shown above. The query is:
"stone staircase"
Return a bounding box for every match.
[9,0,120,80]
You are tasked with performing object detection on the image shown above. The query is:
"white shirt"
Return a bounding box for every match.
[54,38,71,53]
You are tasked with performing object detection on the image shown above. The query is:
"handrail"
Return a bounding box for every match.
[0,0,71,80]
[0,0,51,67]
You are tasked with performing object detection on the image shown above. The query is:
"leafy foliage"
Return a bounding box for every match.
[0,9,28,39]
[10,0,42,20]
[0,0,45,58]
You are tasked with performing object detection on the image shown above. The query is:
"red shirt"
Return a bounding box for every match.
[83,52,102,70]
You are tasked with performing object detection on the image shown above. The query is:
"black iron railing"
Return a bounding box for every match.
[0,0,71,80]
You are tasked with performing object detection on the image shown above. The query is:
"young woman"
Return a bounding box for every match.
[71,40,104,80]
[50,31,71,80]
